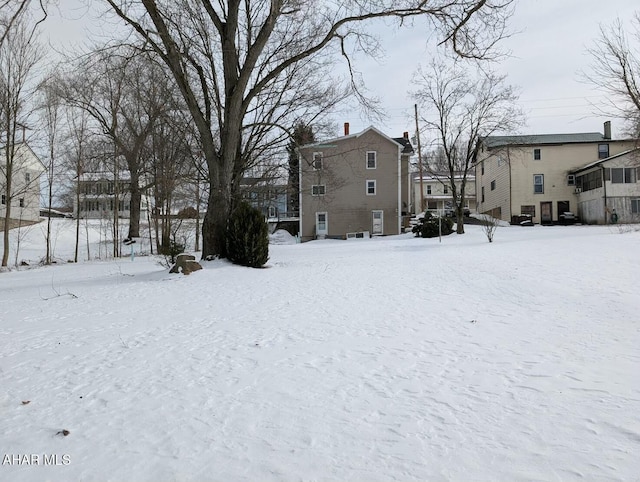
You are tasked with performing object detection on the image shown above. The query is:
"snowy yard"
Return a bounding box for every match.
[1,220,639,481]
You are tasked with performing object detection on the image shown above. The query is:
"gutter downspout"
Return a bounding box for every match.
[602,165,608,224]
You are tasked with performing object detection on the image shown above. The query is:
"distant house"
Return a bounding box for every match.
[476,122,637,224]
[298,125,413,241]
[240,176,290,220]
[0,143,45,228]
[73,172,149,221]
[412,172,476,215]
[572,148,640,224]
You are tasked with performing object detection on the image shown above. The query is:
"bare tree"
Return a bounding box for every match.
[37,70,63,264]
[61,46,170,241]
[0,17,42,268]
[586,13,640,139]
[412,59,522,234]
[0,0,48,47]
[102,0,515,261]
[63,106,93,262]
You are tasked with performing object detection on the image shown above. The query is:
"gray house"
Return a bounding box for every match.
[298,125,413,241]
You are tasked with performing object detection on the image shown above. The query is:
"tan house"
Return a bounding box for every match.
[412,172,476,215]
[476,122,637,224]
[1,143,45,228]
[298,125,413,241]
[572,148,640,224]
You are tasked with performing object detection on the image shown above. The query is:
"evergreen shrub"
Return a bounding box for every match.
[412,212,454,238]
[226,202,269,268]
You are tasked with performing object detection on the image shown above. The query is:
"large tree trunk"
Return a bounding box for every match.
[455,205,465,234]
[128,173,142,238]
[201,183,231,259]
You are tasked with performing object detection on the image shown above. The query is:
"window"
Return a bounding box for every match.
[443,185,448,194]
[567,174,576,186]
[632,199,640,214]
[534,174,544,194]
[427,201,438,210]
[312,152,323,170]
[481,186,485,203]
[577,170,603,192]
[521,205,535,217]
[481,161,485,175]
[311,185,326,196]
[19,198,25,207]
[366,151,377,169]
[366,180,376,195]
[1,194,5,205]
[491,180,496,191]
[426,185,432,195]
[609,168,636,184]
[598,144,609,159]
[268,206,276,218]
[25,172,31,183]
[533,148,541,160]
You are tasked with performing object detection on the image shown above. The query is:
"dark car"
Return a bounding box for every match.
[559,212,577,225]
[445,207,471,217]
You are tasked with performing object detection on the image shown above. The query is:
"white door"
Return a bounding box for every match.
[316,212,328,237]
[372,210,384,235]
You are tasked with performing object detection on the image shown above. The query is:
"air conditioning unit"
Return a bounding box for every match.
[574,187,582,194]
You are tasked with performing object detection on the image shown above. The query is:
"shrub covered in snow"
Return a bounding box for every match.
[412,212,454,238]
[226,202,269,267]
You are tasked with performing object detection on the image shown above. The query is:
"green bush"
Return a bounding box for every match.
[226,202,269,268]
[412,212,454,238]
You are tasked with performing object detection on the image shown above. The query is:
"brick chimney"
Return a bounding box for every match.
[344,122,350,136]
[604,121,612,140]
[403,131,409,140]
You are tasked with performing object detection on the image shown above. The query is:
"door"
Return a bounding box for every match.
[372,210,384,235]
[557,201,570,216]
[540,202,552,224]
[315,212,328,237]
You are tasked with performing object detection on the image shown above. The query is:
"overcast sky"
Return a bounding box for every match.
[41,0,640,140]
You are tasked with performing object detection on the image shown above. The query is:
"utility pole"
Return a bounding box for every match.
[414,104,425,213]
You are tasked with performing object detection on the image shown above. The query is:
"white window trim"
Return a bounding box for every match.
[567,174,576,186]
[311,184,326,196]
[534,174,544,194]
[366,151,377,169]
[366,180,377,196]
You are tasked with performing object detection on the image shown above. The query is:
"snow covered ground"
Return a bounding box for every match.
[1,220,639,481]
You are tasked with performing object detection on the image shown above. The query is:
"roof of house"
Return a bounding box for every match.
[483,132,610,148]
[571,147,640,174]
[301,126,413,153]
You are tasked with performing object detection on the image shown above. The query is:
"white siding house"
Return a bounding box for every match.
[0,143,45,227]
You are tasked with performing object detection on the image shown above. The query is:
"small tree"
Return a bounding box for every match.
[412,59,522,234]
[226,202,269,268]
[481,215,499,242]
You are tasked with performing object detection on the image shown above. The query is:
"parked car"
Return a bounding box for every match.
[445,207,471,217]
[559,212,577,225]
